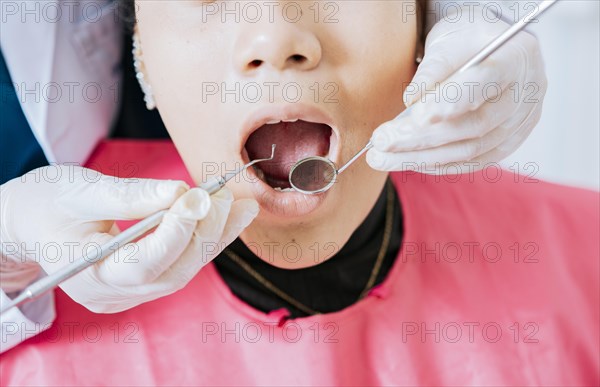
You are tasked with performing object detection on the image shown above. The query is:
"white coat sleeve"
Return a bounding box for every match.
[1,273,56,354]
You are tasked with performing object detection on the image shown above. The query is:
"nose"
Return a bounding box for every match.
[234,18,322,73]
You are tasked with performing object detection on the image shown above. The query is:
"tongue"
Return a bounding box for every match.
[245,120,331,181]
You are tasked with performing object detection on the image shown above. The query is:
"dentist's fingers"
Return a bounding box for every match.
[143,188,233,286]
[372,91,520,153]
[418,123,539,175]
[409,62,518,127]
[219,199,260,247]
[468,121,537,167]
[158,198,259,286]
[191,187,235,261]
[58,166,190,221]
[92,188,211,286]
[411,37,539,127]
[367,122,514,172]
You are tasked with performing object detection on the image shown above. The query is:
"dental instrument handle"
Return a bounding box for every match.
[337,141,374,174]
[455,0,558,76]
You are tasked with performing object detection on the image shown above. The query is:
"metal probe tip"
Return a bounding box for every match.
[265,144,276,160]
[245,144,276,169]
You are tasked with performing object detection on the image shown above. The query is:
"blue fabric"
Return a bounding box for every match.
[0,48,48,184]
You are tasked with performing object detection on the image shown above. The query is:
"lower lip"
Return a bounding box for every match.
[243,157,328,217]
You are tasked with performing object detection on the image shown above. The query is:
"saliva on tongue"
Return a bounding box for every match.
[245,120,331,190]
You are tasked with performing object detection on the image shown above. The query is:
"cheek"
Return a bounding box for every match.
[149,49,229,181]
[138,17,235,181]
[141,34,224,124]
[350,33,416,116]
[327,4,418,137]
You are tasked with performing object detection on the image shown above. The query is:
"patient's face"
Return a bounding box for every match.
[136,0,418,267]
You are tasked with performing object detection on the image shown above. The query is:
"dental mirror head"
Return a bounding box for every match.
[289,156,337,194]
[289,142,373,195]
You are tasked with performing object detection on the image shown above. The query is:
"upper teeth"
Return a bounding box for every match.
[266,118,299,124]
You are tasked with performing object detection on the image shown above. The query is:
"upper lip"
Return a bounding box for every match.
[239,103,340,162]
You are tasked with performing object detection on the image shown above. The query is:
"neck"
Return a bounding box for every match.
[213,178,404,318]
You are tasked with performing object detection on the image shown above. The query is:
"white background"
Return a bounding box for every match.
[499,0,600,190]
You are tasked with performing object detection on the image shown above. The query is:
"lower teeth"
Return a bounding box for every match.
[253,165,293,191]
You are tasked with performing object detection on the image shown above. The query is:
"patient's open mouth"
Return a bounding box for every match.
[244,120,332,191]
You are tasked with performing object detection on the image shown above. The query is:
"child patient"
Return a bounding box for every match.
[1,1,597,385]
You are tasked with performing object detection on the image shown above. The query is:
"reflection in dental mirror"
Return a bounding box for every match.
[289,156,337,194]
[289,141,373,195]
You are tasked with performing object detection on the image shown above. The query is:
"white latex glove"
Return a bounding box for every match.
[0,165,258,313]
[367,11,547,173]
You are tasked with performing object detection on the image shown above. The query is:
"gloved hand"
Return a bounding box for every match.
[0,165,258,313]
[367,10,547,173]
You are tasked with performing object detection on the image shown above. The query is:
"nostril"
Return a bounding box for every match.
[245,54,310,71]
[290,54,306,64]
[249,59,263,69]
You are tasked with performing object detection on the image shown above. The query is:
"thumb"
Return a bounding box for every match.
[219,199,260,247]
[157,198,259,284]
[58,167,190,221]
[92,188,211,286]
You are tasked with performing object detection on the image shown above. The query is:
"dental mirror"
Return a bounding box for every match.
[289,142,372,194]
[288,0,558,195]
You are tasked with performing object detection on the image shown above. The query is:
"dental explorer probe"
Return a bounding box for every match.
[0,145,276,316]
[294,0,561,191]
